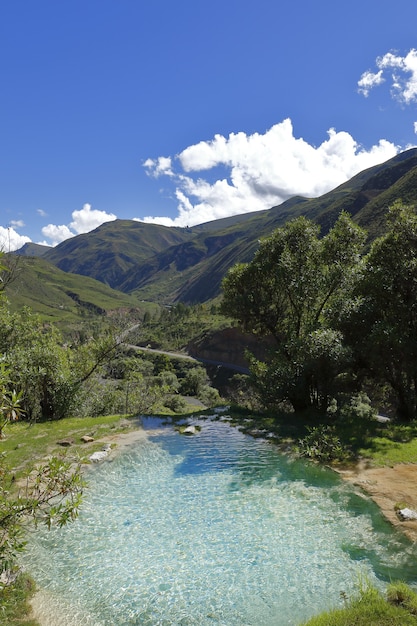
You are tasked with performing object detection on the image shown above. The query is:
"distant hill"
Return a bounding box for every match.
[15,242,50,257]
[43,220,192,289]
[5,255,152,324]
[15,148,417,305]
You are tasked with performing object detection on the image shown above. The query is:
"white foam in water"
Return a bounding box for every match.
[24,418,417,625]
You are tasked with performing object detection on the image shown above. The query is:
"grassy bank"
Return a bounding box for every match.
[302,580,417,625]
[226,404,417,467]
[0,414,140,479]
[0,574,38,626]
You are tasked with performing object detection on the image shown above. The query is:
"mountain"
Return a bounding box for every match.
[16,148,417,305]
[15,242,50,257]
[43,220,193,289]
[5,255,150,324]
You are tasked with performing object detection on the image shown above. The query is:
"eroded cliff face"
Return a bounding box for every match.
[187,327,273,370]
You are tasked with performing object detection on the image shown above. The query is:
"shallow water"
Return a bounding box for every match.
[24,416,417,625]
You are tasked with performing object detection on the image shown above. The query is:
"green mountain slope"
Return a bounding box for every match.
[126,148,417,303]
[5,255,148,323]
[15,147,417,305]
[43,220,192,289]
[14,242,50,257]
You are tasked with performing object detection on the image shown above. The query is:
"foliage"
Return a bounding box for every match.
[132,302,231,352]
[302,580,417,625]
[222,212,365,412]
[0,252,85,581]
[0,364,22,439]
[340,203,417,421]
[297,425,346,463]
[0,454,85,574]
[0,572,38,625]
[337,392,376,422]
[178,365,221,406]
[222,203,417,421]
[0,303,131,421]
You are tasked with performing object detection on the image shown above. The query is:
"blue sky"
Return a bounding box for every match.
[1,0,417,250]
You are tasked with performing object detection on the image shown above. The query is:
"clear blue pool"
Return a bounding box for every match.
[24,416,417,625]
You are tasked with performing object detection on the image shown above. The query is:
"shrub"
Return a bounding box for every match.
[338,392,376,421]
[298,424,346,462]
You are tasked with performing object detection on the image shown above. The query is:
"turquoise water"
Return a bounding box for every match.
[24,416,417,625]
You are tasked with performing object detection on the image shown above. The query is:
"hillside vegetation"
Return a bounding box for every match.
[4,255,156,326]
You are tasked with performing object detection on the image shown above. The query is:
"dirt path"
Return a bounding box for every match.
[338,462,417,541]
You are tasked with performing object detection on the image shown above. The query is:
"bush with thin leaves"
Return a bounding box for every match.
[298,424,346,462]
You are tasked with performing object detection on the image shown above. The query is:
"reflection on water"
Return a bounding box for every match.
[24,416,417,626]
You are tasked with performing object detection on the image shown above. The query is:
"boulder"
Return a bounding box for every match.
[182,425,197,435]
[89,450,109,463]
[397,507,417,521]
[57,438,74,447]
[81,435,95,443]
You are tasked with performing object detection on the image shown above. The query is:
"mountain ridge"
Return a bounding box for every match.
[15,147,417,305]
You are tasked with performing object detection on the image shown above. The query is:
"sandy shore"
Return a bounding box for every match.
[91,425,149,451]
[337,461,417,542]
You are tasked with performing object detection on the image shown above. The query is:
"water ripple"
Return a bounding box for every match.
[24,417,417,625]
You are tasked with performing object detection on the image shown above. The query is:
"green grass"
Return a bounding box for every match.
[225,405,417,468]
[302,582,417,625]
[0,573,39,626]
[5,255,150,325]
[0,414,139,476]
[356,422,417,466]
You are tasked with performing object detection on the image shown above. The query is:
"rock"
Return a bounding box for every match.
[0,569,18,587]
[183,425,197,435]
[397,507,417,521]
[247,429,267,438]
[89,443,112,462]
[89,450,109,463]
[57,438,74,447]
[81,435,95,443]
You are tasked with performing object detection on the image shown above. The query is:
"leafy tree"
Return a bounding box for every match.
[221,213,365,411]
[0,455,84,574]
[180,366,209,397]
[341,203,417,421]
[0,252,84,576]
[0,303,128,421]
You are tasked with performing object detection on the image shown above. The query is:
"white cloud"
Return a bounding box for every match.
[141,119,399,227]
[143,156,174,177]
[41,203,117,246]
[41,224,75,247]
[0,227,31,252]
[9,219,25,229]
[37,208,47,217]
[69,203,117,234]
[414,122,417,134]
[358,70,384,97]
[358,48,417,103]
